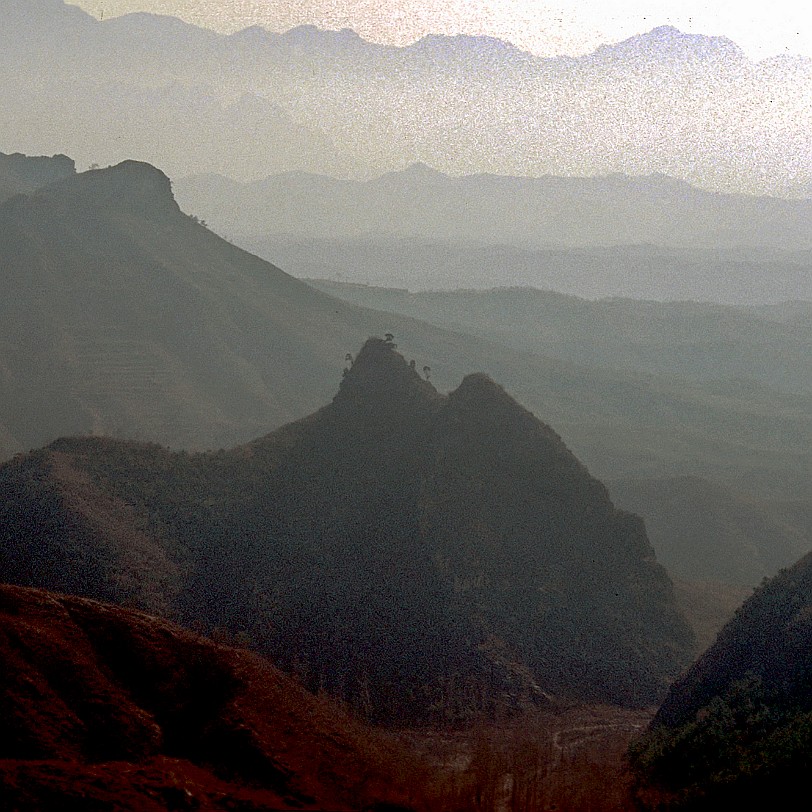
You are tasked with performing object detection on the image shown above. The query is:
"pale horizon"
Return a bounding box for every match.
[6,0,808,197]
[70,0,812,61]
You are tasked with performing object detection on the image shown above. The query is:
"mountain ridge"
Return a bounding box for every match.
[175,166,812,259]
[47,4,776,65]
[0,336,695,719]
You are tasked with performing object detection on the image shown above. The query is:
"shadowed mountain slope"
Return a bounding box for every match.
[630,550,812,808]
[0,583,425,810]
[0,339,695,721]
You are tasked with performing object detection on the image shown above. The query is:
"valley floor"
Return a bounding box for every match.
[397,703,652,811]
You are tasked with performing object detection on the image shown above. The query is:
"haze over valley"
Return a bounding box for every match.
[177,168,812,302]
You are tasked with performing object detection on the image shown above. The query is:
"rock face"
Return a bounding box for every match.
[0,338,694,721]
[630,551,812,809]
[0,583,422,810]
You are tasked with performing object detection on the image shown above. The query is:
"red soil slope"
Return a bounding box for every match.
[0,583,422,810]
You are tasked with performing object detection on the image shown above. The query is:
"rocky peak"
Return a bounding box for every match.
[333,337,439,411]
[446,372,574,462]
[449,372,515,407]
[40,160,180,220]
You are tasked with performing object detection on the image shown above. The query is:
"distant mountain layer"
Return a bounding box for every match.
[0,583,422,810]
[0,338,695,719]
[271,238,812,304]
[630,550,812,808]
[180,173,812,301]
[305,282,812,390]
[3,1,811,195]
[4,156,810,507]
[176,170,812,257]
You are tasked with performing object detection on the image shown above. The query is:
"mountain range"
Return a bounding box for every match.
[175,166,812,253]
[0,336,695,721]
[1,153,810,593]
[174,169,812,303]
[3,1,811,196]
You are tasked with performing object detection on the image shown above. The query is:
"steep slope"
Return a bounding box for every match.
[630,551,812,808]
[0,339,695,721]
[414,370,692,705]
[0,583,424,810]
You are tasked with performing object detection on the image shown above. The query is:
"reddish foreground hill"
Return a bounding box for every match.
[0,583,424,811]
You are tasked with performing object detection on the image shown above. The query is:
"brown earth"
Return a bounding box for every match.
[0,580,657,810]
[401,703,652,811]
[0,583,427,811]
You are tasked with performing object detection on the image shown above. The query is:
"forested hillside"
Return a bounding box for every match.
[0,339,694,721]
[631,549,812,808]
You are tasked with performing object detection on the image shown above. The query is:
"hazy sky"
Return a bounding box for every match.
[72,1,812,59]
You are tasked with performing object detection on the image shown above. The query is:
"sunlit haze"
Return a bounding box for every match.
[72,0,812,59]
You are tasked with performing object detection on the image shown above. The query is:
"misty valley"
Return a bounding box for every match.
[2,2,812,810]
